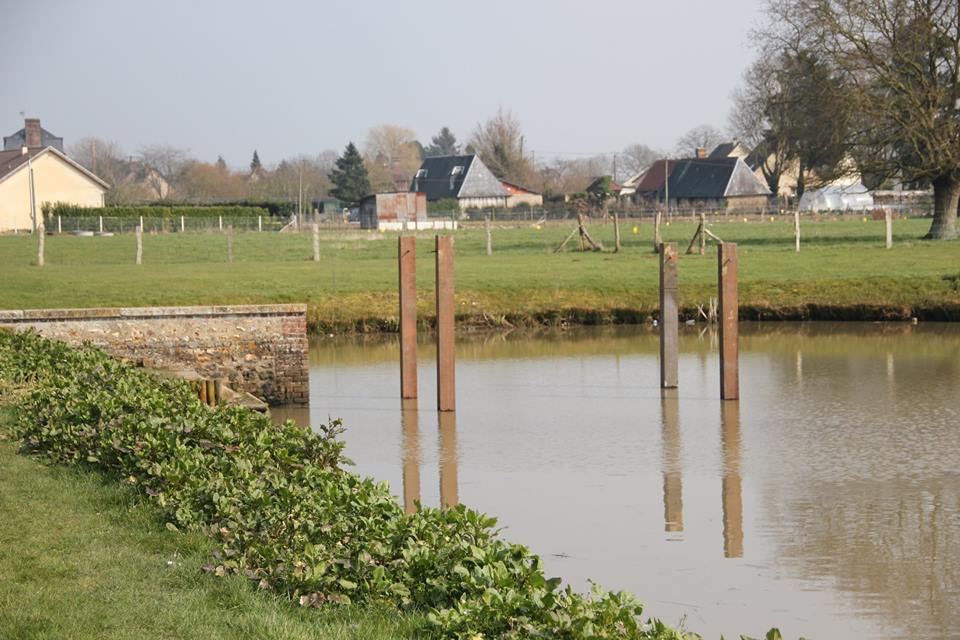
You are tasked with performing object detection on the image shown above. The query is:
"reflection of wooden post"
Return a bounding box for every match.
[484,216,492,256]
[718,243,739,400]
[398,236,418,399]
[401,399,421,514]
[885,209,892,249]
[312,223,320,262]
[37,224,45,267]
[661,389,683,532]
[794,211,800,252]
[721,400,743,558]
[659,242,679,389]
[613,213,622,253]
[438,411,458,508]
[135,224,143,265]
[435,235,456,412]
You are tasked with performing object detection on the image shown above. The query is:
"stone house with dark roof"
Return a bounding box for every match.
[411,154,508,210]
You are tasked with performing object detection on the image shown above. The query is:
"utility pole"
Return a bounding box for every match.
[612,153,618,183]
[664,159,670,218]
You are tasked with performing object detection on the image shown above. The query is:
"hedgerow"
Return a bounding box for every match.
[41,203,270,220]
[0,330,705,639]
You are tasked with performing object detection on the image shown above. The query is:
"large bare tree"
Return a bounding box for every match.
[674,124,724,157]
[768,0,960,239]
[468,108,536,185]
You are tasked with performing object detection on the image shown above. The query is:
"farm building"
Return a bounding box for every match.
[0,145,108,233]
[664,157,770,212]
[411,154,508,210]
[501,180,543,208]
[623,160,673,202]
[359,192,427,230]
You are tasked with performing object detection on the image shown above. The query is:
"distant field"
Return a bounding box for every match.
[1,215,958,330]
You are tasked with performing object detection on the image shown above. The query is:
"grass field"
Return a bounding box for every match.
[0,433,423,640]
[1,215,958,330]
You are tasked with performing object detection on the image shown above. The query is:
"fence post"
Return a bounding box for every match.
[885,209,892,249]
[659,242,679,389]
[653,211,663,252]
[37,223,45,267]
[718,243,739,400]
[614,213,622,253]
[181,215,185,233]
[136,224,143,265]
[699,211,706,255]
[794,211,800,252]
[226,225,234,263]
[399,236,418,399]
[484,215,492,256]
[258,215,262,233]
[98,216,103,233]
[139,216,143,233]
[312,223,320,262]
[57,215,61,234]
[435,235,456,412]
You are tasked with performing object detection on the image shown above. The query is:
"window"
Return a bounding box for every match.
[415,169,428,178]
[450,166,464,176]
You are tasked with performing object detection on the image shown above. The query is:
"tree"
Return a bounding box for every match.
[586,175,616,215]
[364,124,423,191]
[619,143,662,180]
[424,127,460,156]
[69,137,153,204]
[767,0,960,239]
[328,142,371,207]
[178,161,246,202]
[216,155,228,171]
[674,125,724,157]
[250,150,262,173]
[140,145,189,197]
[468,108,535,185]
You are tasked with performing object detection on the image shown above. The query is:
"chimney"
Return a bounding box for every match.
[695,147,706,159]
[24,118,42,147]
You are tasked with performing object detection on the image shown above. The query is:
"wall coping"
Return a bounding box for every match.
[0,304,307,323]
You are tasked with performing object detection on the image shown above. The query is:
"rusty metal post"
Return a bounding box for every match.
[398,236,418,399]
[438,410,459,508]
[718,243,739,400]
[659,242,679,389]
[435,235,456,411]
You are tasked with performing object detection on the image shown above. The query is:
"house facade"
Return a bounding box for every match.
[411,154,509,210]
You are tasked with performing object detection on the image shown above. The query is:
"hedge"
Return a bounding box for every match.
[0,332,780,639]
[42,203,271,220]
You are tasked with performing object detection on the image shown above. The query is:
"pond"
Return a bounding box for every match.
[272,323,960,639]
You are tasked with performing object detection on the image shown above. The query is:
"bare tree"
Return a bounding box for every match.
[468,107,536,185]
[674,125,724,157]
[767,0,960,239]
[69,138,154,204]
[140,145,190,198]
[619,143,662,180]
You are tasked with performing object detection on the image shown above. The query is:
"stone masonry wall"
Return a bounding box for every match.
[0,305,308,405]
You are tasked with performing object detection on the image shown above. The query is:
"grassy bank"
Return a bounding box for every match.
[0,431,423,640]
[1,217,957,331]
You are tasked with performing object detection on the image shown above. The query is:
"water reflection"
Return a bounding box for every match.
[720,401,743,559]
[660,390,683,534]
[401,399,420,514]
[438,411,459,509]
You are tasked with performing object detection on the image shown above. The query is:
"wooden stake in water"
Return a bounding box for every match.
[136,225,143,265]
[312,223,320,262]
[398,236,418,399]
[659,242,679,389]
[435,235,456,412]
[226,226,234,263]
[718,243,739,400]
[37,224,45,267]
[484,216,492,256]
[885,209,893,249]
[794,210,800,252]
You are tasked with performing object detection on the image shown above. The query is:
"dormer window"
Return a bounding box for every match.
[450,166,464,176]
[415,169,428,178]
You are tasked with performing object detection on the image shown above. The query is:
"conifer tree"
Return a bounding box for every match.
[216,155,227,171]
[328,142,371,206]
[250,150,262,173]
[424,127,460,156]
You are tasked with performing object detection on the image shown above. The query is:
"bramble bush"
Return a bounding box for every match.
[0,331,782,639]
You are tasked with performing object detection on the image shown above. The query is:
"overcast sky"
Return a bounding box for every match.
[1,0,763,168]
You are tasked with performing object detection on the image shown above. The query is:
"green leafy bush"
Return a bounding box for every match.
[0,331,700,639]
[41,203,271,221]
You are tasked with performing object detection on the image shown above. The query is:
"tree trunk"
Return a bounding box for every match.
[925,175,960,240]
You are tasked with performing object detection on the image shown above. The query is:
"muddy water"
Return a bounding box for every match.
[272,323,960,639]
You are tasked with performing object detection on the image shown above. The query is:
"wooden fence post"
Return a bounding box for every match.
[136,224,143,265]
[399,236,418,399]
[613,213,622,253]
[699,212,706,255]
[98,216,103,233]
[181,215,185,233]
[484,215,492,256]
[219,215,223,231]
[57,215,61,234]
[718,243,739,400]
[659,242,679,389]
[885,209,892,249]
[37,223,45,267]
[312,223,320,262]
[794,210,800,252]
[435,235,456,412]
[653,211,663,252]
[226,225,234,262]
[258,215,262,232]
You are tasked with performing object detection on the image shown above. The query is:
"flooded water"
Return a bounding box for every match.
[273,323,960,639]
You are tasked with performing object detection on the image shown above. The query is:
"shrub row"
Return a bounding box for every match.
[0,331,695,640]
[42,203,271,220]
[141,200,296,217]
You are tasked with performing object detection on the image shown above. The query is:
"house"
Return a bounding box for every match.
[3,118,64,153]
[410,154,508,210]
[359,192,427,230]
[501,180,543,208]
[708,141,750,161]
[663,157,771,211]
[0,145,108,233]
[624,160,675,203]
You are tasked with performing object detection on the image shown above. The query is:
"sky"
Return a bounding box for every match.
[0,0,764,169]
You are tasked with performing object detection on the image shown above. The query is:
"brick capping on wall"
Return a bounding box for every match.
[0,304,309,405]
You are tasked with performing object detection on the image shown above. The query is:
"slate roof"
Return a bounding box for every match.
[708,141,750,160]
[410,154,507,201]
[3,126,64,152]
[666,157,770,199]
[0,146,109,188]
[629,160,675,194]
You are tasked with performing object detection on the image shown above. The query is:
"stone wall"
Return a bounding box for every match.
[0,305,308,405]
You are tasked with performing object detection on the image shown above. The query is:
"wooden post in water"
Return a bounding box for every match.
[398,236,418,399]
[484,215,492,256]
[37,223,44,267]
[435,235,456,412]
[659,242,679,389]
[438,411,459,508]
[312,223,320,262]
[613,213,622,253]
[135,224,143,265]
[794,210,800,252]
[718,243,739,400]
[885,209,893,249]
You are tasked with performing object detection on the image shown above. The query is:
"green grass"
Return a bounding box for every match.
[1,216,958,329]
[0,433,424,640]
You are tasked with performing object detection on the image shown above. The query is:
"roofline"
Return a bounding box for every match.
[0,146,110,190]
